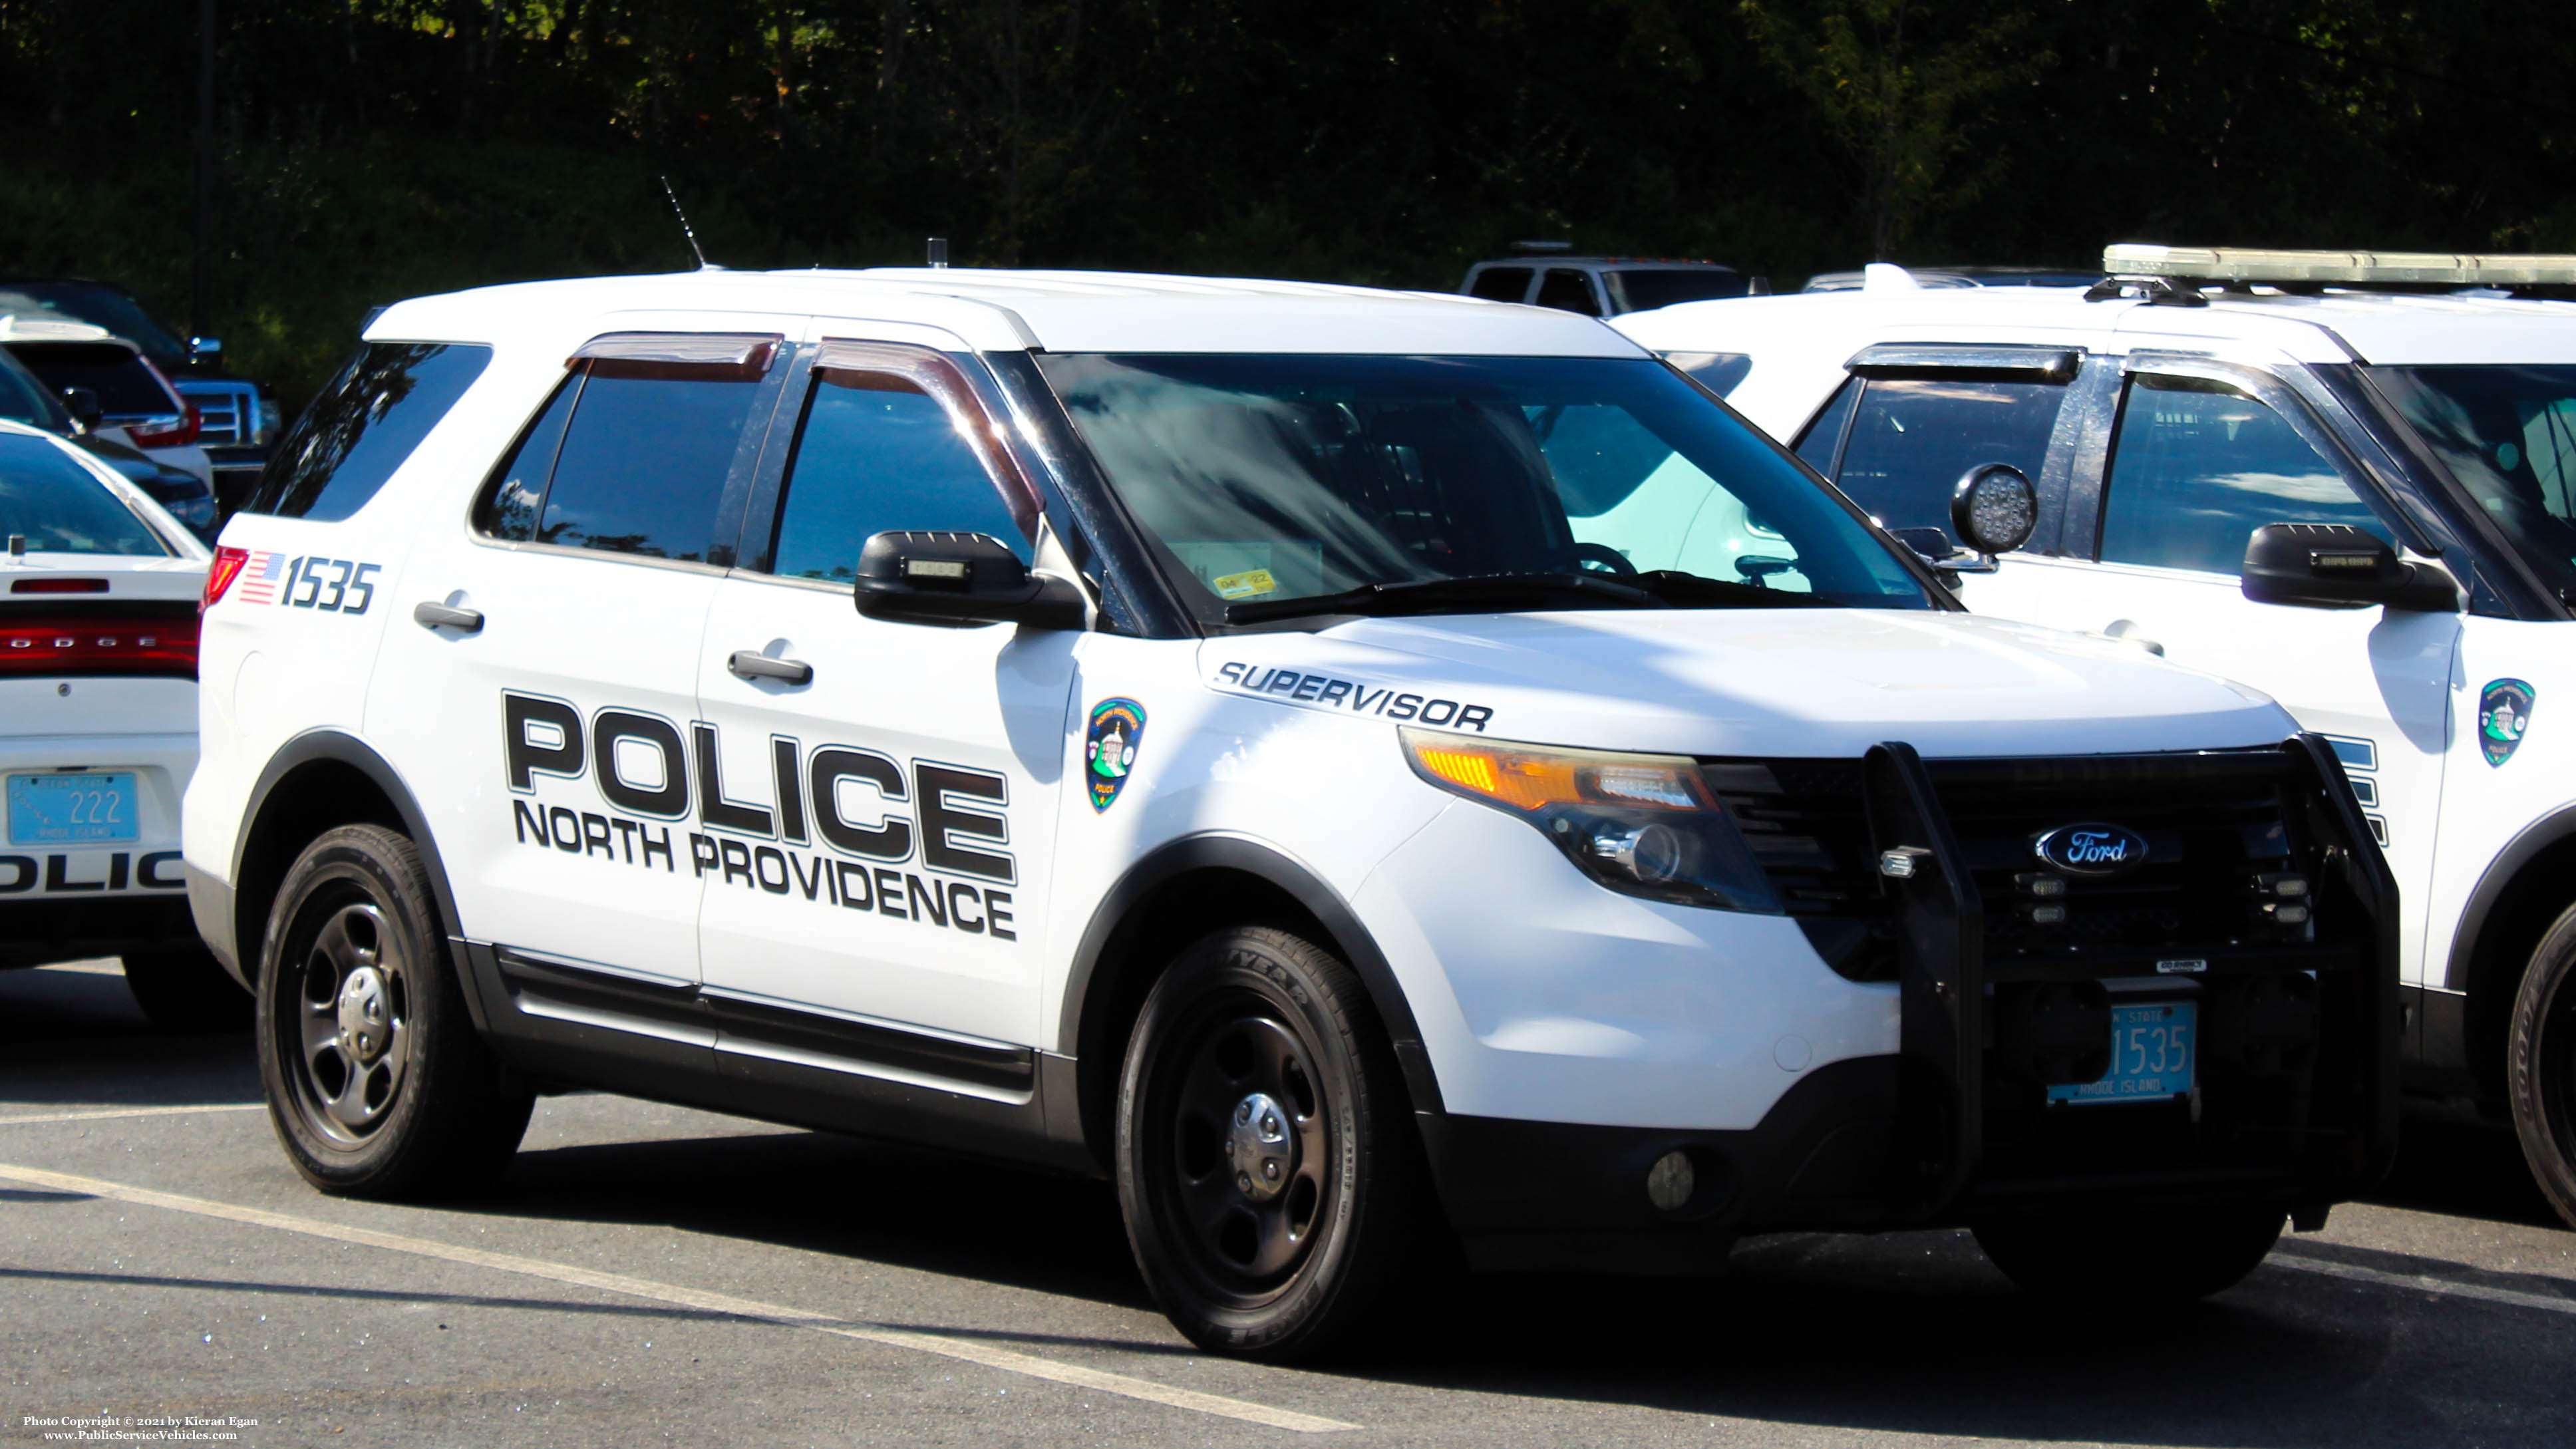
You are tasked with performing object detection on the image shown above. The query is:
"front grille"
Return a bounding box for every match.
[1706,748,2315,980]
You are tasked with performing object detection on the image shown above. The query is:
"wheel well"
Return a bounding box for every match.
[1072,866,1338,1166]
[232,760,404,984]
[2460,834,2576,1105]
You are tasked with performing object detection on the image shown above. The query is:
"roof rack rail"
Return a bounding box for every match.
[2102,244,2576,292]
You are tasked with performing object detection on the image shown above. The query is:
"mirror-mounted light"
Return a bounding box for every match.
[2241,523,2460,612]
[188,336,224,359]
[1951,464,2038,557]
[852,530,1085,630]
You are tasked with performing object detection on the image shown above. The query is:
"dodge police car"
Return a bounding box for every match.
[186,267,2395,1357]
[1618,243,2576,1229]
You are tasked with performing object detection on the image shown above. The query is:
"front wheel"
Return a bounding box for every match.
[1975,1204,2285,1302]
[2507,905,2576,1229]
[1115,925,1439,1360]
[257,824,532,1198]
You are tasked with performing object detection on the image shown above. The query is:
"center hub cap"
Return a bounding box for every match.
[1225,1092,1293,1202]
[337,966,390,1063]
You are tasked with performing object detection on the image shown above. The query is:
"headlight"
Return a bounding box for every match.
[1400,727,1781,913]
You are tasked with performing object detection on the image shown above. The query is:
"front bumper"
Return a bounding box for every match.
[1410,736,2400,1273]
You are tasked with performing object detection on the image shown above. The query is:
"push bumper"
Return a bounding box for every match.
[1416,736,2401,1274]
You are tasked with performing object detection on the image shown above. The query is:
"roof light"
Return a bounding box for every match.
[2104,243,2576,288]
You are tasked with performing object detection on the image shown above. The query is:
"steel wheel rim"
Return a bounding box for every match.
[1149,994,1333,1302]
[281,897,412,1148]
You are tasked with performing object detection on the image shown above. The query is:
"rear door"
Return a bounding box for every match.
[370,325,792,988]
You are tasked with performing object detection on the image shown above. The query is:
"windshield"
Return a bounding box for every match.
[2371,365,2576,595]
[0,283,190,369]
[1608,269,1748,311]
[0,432,171,556]
[1037,353,1931,624]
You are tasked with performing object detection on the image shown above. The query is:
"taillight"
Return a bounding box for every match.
[127,404,202,449]
[204,546,249,611]
[10,577,109,594]
[0,613,199,679]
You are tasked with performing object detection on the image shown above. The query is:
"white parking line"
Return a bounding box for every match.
[2267,1249,2576,1318]
[0,1161,1358,1434]
[0,1103,265,1128]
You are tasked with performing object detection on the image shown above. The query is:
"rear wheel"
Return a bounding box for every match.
[122,947,250,1033]
[257,824,531,1198]
[1115,925,1439,1359]
[1975,1204,2285,1302]
[2507,905,2576,1229]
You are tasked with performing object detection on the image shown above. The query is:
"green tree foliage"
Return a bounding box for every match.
[1,1,2571,407]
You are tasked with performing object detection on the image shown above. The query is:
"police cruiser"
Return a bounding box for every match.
[1619,243,2576,1230]
[185,267,2395,1357]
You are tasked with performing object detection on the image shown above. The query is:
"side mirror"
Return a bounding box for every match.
[1951,464,2038,556]
[852,530,1086,630]
[2241,523,2461,612]
[188,336,224,361]
[59,386,102,430]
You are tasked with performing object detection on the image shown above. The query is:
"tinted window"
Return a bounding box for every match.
[0,352,70,432]
[2370,364,2576,597]
[2100,375,2387,575]
[249,343,492,522]
[1609,269,1748,311]
[1468,267,1533,302]
[768,372,1025,581]
[3,344,172,416]
[478,367,758,562]
[1833,377,2064,534]
[0,433,169,556]
[1793,378,1859,472]
[1534,269,1602,316]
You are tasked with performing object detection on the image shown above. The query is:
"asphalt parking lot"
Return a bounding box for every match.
[3,960,2572,1448]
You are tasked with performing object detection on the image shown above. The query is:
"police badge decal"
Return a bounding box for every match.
[1086,698,1147,812]
[2481,678,2535,767]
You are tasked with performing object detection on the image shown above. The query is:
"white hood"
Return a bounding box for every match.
[1198,607,2291,759]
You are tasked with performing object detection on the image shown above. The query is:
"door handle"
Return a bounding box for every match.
[412,601,484,633]
[728,650,813,685]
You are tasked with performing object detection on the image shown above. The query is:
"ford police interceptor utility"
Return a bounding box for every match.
[184,267,2396,1358]
[1618,243,2576,1229]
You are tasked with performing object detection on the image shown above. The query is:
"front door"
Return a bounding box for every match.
[691,336,1076,1048]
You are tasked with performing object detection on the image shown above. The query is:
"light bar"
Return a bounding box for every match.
[2104,243,2576,287]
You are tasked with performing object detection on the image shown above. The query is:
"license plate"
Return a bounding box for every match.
[6,772,140,846]
[2050,1000,2195,1105]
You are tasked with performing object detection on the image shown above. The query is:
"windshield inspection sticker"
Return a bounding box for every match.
[2482,678,2535,766]
[1086,698,1147,812]
[1212,568,1277,599]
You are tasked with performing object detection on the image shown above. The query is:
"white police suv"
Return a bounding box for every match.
[1619,243,2576,1229]
[186,267,2396,1357]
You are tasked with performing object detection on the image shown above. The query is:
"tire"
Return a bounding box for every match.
[1975,1204,2286,1302]
[2507,904,2576,1230]
[1114,925,1440,1360]
[122,947,251,1033]
[256,824,532,1198]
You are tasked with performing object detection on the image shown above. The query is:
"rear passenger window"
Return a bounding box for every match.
[1534,269,1603,317]
[1830,376,2064,534]
[1468,267,1533,303]
[766,367,1027,581]
[476,335,774,564]
[250,343,493,521]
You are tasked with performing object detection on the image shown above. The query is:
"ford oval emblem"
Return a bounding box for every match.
[2033,822,2150,876]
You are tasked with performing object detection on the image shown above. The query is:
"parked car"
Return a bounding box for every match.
[0,316,214,488]
[0,346,217,538]
[0,276,279,514]
[187,265,2393,1358]
[1462,250,1760,317]
[0,418,234,1027]
[1615,242,2576,1228]
[1800,263,2104,293]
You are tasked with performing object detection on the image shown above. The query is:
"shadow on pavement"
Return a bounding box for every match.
[2369,1109,2561,1230]
[0,962,259,1108]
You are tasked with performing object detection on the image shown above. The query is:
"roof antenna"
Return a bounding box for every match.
[661,176,721,271]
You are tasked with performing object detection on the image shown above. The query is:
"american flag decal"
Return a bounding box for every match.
[238,550,285,604]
